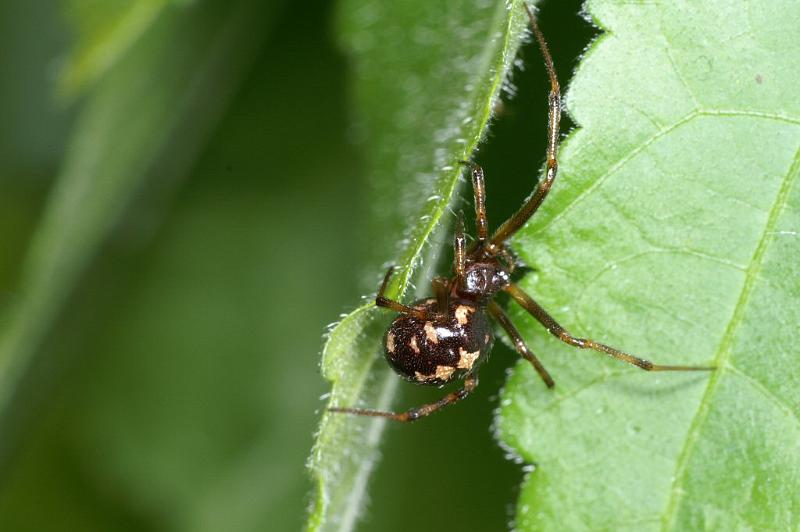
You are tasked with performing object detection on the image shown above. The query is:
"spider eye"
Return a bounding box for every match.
[494,270,510,287]
[464,269,488,292]
[461,264,510,297]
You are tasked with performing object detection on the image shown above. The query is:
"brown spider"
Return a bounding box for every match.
[330,5,713,423]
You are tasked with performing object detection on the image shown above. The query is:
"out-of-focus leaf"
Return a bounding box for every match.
[0,3,346,530]
[497,0,800,529]
[59,0,171,96]
[307,1,534,530]
[0,0,282,460]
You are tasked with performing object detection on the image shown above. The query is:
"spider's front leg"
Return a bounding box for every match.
[488,6,562,249]
[504,283,715,372]
[374,266,426,320]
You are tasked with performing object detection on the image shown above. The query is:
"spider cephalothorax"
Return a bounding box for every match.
[457,260,511,301]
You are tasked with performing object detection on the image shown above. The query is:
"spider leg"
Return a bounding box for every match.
[488,301,554,387]
[504,283,715,372]
[496,246,518,274]
[329,374,479,422]
[458,161,489,242]
[454,212,466,280]
[375,266,426,320]
[431,276,450,315]
[489,6,561,248]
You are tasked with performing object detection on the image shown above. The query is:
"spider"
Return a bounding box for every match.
[329,5,713,423]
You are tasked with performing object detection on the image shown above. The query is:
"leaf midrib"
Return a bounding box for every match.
[660,127,800,530]
[392,0,522,296]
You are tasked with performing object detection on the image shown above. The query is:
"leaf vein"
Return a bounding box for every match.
[537,110,800,236]
[537,111,701,234]
[661,33,701,110]
[727,365,800,431]
[660,136,800,530]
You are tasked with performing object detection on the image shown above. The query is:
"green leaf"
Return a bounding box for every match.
[58,0,205,98]
[59,0,173,97]
[497,0,800,530]
[0,0,281,458]
[307,1,533,529]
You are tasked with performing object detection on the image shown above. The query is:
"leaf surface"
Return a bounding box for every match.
[497,0,800,530]
[307,1,532,530]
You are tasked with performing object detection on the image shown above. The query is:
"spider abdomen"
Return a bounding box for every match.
[384,298,493,386]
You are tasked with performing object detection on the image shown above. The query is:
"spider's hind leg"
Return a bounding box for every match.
[329,374,479,422]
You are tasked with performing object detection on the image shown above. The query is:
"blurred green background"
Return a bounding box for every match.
[0,0,592,530]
